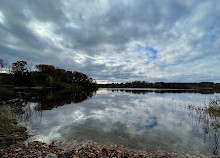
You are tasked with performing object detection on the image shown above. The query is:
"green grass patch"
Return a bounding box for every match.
[0,105,27,148]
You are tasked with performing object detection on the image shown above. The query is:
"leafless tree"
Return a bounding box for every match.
[0,58,7,73]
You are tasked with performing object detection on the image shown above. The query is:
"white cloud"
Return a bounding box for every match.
[0,0,220,82]
[0,11,5,24]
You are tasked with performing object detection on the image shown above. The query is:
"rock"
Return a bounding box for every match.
[0,139,211,158]
[102,147,107,152]
[15,147,22,152]
[45,153,57,158]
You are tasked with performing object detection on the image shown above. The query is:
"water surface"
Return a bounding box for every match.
[11,88,220,156]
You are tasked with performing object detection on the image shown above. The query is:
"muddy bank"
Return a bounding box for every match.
[0,139,211,158]
[0,141,63,158]
[0,125,28,149]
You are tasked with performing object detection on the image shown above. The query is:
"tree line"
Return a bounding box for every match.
[99,81,220,90]
[0,59,96,90]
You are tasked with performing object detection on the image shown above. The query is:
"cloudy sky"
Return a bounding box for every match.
[0,0,220,83]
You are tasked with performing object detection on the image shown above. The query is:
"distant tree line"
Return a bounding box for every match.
[0,59,96,90]
[99,81,220,90]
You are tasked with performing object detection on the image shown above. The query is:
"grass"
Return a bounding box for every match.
[206,98,220,118]
[188,97,220,155]
[0,106,16,136]
[0,105,27,148]
[189,97,220,118]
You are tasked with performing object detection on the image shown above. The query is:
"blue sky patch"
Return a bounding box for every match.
[124,59,132,63]
[135,44,158,60]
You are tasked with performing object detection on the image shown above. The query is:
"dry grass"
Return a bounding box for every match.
[0,105,27,148]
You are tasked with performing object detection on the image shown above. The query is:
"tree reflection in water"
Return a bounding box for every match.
[6,88,97,128]
[188,97,220,156]
[33,89,96,111]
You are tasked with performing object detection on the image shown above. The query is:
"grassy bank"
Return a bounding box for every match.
[0,105,28,148]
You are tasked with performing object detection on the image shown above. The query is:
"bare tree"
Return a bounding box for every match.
[0,58,7,73]
[12,61,28,74]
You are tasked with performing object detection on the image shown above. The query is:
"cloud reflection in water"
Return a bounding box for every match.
[19,88,220,155]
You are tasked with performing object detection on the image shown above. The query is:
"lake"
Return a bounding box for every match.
[8,88,220,157]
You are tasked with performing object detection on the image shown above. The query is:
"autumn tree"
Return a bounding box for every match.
[54,68,66,82]
[36,64,55,76]
[11,61,32,85]
[35,64,96,88]
[73,71,89,83]
[12,61,28,74]
[35,64,57,86]
[65,71,74,83]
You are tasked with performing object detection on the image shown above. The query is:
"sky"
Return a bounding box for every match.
[0,0,220,83]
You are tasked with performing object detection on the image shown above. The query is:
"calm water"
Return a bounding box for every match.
[10,88,220,156]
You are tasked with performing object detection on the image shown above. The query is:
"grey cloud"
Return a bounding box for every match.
[0,0,220,82]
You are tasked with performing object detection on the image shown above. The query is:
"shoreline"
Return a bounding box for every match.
[0,125,210,158]
[0,124,28,149]
[0,139,209,158]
